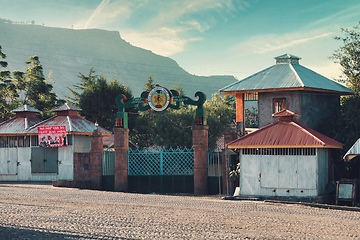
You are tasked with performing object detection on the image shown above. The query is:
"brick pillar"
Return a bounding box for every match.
[222,127,238,194]
[193,125,209,195]
[114,126,129,192]
[90,128,103,190]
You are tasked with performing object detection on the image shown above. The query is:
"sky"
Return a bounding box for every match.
[0,0,360,82]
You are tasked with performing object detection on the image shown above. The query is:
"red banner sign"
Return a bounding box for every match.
[38,126,67,147]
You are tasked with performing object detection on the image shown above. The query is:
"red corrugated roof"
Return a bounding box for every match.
[227,118,343,149]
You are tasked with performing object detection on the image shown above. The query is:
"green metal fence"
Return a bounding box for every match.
[128,147,194,193]
[101,146,224,194]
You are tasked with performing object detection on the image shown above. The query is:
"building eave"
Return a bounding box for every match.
[220,86,354,96]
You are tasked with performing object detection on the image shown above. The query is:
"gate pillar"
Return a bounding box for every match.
[114,126,129,192]
[192,125,209,195]
[90,128,103,190]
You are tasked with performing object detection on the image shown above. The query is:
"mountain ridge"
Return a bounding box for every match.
[0,19,237,100]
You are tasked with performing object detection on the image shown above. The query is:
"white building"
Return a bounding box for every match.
[0,103,110,182]
[227,110,343,197]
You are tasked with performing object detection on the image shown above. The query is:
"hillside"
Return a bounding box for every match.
[0,19,237,100]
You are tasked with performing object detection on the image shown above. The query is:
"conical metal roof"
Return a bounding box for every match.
[52,103,82,112]
[220,54,353,95]
[12,104,40,113]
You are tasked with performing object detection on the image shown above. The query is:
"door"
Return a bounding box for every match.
[0,149,18,174]
[240,155,261,195]
[31,147,58,173]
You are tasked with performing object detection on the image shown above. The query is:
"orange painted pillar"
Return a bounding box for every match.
[236,93,245,137]
[90,128,103,190]
[193,125,209,195]
[114,126,129,192]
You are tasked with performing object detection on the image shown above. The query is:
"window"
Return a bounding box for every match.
[31,135,39,147]
[245,93,258,128]
[242,148,316,156]
[273,98,286,113]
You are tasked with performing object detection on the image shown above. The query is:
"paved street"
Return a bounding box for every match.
[0,183,360,239]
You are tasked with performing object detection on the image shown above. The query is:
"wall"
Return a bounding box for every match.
[258,91,340,131]
[258,91,301,128]
[73,153,90,181]
[300,92,340,131]
[73,135,91,153]
[239,152,320,197]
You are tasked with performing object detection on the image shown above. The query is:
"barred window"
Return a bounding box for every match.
[31,135,39,147]
[274,98,286,113]
[242,148,316,156]
[0,136,8,148]
[0,136,31,148]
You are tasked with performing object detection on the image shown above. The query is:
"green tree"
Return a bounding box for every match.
[205,93,236,149]
[66,65,97,106]
[150,92,235,149]
[332,21,360,92]
[0,46,18,120]
[153,107,195,148]
[78,75,134,131]
[144,74,156,92]
[23,56,58,119]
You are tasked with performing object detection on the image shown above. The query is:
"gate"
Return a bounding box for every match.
[101,146,224,194]
[128,147,194,193]
[102,147,115,191]
[207,148,223,195]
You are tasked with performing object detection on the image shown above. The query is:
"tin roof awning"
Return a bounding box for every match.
[343,138,360,162]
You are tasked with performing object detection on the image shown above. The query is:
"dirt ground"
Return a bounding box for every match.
[0,183,360,239]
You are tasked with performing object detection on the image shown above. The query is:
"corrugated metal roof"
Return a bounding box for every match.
[227,114,343,149]
[274,53,301,60]
[0,103,111,136]
[52,103,82,112]
[27,115,111,136]
[0,117,42,135]
[343,138,360,161]
[12,104,40,113]
[273,109,299,117]
[220,54,353,95]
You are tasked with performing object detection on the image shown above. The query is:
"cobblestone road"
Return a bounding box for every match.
[0,183,360,239]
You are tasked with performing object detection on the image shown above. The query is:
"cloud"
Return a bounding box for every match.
[84,0,110,29]
[84,0,132,29]
[121,27,202,56]
[81,0,250,56]
[234,31,334,54]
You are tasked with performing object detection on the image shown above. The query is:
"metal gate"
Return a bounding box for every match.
[102,147,115,191]
[207,148,223,194]
[128,147,194,193]
[101,147,224,194]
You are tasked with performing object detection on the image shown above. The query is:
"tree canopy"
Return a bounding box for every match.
[320,21,360,157]
[23,56,59,119]
[332,21,360,92]
[68,67,135,131]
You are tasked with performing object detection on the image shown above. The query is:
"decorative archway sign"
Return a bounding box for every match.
[115,85,206,128]
[114,85,209,195]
